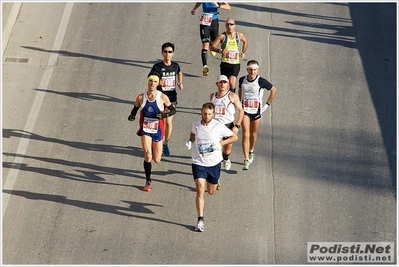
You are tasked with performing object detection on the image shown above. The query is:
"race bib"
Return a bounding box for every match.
[225,50,239,62]
[143,117,159,134]
[214,104,226,119]
[243,97,259,113]
[198,141,214,157]
[200,12,213,26]
[161,76,176,91]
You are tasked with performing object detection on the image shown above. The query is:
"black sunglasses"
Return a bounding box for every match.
[163,50,173,53]
[226,23,235,26]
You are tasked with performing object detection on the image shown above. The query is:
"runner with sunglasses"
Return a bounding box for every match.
[151,42,183,156]
[190,2,231,76]
[210,18,248,93]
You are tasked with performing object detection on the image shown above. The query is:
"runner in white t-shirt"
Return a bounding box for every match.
[186,102,238,232]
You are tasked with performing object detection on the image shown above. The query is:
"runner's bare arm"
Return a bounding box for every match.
[190,3,202,15]
[218,2,231,10]
[239,32,248,57]
[232,93,244,126]
[210,34,224,53]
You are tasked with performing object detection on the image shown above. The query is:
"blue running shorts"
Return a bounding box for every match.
[192,163,221,185]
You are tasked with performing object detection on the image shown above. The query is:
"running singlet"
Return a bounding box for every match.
[211,91,235,124]
[239,75,273,114]
[200,2,218,25]
[137,91,165,140]
[221,32,240,64]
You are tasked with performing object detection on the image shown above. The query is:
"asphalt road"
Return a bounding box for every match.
[2,2,396,265]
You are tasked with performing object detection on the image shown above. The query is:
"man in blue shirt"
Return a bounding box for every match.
[190,2,230,76]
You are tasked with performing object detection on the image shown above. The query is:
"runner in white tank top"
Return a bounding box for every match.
[210,75,244,171]
[211,90,236,125]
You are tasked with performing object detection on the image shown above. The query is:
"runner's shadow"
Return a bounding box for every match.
[3,129,142,156]
[22,46,158,69]
[121,201,163,214]
[34,88,134,105]
[3,189,193,230]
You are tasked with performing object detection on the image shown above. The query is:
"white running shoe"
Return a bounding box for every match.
[248,151,255,164]
[223,159,231,170]
[195,220,204,232]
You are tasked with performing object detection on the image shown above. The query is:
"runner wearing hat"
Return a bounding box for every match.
[210,74,244,172]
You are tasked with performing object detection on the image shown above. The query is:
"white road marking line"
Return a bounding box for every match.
[2,3,74,217]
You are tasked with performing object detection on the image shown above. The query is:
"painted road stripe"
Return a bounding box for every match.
[2,3,74,217]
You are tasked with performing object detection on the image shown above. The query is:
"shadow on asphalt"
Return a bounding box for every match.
[3,189,194,231]
[232,3,355,48]
[2,129,195,192]
[349,3,397,192]
[232,2,396,195]
[34,88,135,105]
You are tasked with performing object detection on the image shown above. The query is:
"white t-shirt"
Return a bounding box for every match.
[191,119,233,166]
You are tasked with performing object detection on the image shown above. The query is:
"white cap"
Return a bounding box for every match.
[217,75,229,82]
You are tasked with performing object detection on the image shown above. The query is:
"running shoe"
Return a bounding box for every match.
[143,181,152,191]
[248,151,255,164]
[195,220,204,232]
[163,144,170,156]
[223,159,231,170]
[217,181,221,190]
[202,65,209,76]
[210,50,216,57]
[242,159,251,170]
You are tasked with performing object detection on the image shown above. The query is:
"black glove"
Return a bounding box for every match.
[128,114,135,121]
[156,104,176,119]
[156,113,166,119]
[129,105,139,121]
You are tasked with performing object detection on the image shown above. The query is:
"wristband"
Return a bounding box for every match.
[235,124,240,129]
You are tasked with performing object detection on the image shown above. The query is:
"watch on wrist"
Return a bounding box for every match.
[235,124,240,129]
